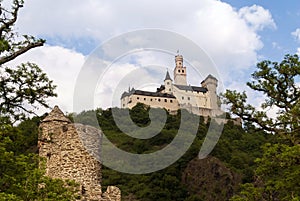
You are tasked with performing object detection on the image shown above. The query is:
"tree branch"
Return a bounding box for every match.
[0,1,23,37]
[0,40,44,65]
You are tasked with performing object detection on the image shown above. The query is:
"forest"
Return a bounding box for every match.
[1,0,299,200]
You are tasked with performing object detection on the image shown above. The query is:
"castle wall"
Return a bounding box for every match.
[125,94,179,113]
[39,106,121,201]
[172,86,210,109]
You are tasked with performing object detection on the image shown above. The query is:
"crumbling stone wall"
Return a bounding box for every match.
[38,106,120,201]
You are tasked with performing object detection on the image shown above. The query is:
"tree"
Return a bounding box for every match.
[0,127,80,200]
[224,54,300,200]
[0,0,56,122]
[0,1,79,200]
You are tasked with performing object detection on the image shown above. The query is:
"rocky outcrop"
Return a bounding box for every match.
[182,156,241,201]
[101,186,121,201]
[39,106,120,201]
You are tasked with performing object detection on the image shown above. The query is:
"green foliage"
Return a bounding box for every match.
[224,54,300,200]
[252,143,300,200]
[0,125,80,200]
[0,1,56,122]
[0,63,57,121]
[0,1,77,200]
[78,104,272,201]
[223,54,299,142]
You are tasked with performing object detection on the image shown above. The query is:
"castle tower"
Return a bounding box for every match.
[164,70,173,94]
[173,54,187,85]
[201,75,219,110]
[38,106,104,200]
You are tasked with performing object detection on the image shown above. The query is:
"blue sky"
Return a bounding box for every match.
[222,0,300,61]
[10,0,300,112]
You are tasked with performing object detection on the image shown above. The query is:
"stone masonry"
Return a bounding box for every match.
[38,106,121,201]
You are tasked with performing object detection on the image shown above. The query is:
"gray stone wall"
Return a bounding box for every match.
[39,106,120,201]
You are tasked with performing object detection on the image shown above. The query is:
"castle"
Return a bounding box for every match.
[39,106,121,201]
[121,54,222,116]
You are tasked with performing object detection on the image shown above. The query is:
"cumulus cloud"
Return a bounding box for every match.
[238,5,276,31]
[11,0,277,112]
[7,46,85,113]
[292,28,300,42]
[16,0,275,69]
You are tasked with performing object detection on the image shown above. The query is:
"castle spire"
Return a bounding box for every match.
[164,70,172,81]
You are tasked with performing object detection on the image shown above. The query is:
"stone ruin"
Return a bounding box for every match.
[38,106,121,201]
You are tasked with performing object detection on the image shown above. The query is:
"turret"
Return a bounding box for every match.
[164,71,173,94]
[201,74,219,110]
[173,54,187,85]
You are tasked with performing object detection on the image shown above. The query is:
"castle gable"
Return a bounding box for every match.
[42,105,71,123]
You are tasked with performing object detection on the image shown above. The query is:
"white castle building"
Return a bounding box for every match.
[121,54,222,117]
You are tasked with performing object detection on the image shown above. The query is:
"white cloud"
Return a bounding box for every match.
[16,0,275,69]
[292,28,300,42]
[296,47,300,56]
[11,0,277,112]
[7,45,85,113]
[238,5,276,31]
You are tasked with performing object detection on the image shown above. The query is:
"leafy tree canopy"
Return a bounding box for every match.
[0,0,56,123]
[224,54,300,200]
[0,1,79,200]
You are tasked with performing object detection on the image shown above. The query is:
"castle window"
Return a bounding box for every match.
[144,98,146,101]
[167,81,170,85]
[182,96,184,100]
[188,97,190,101]
[179,62,182,65]
[165,99,167,102]
[169,89,171,91]
[123,104,125,107]
[178,70,180,73]
[182,70,184,73]
[46,152,51,159]
[137,97,139,100]
[150,98,153,101]
[62,125,68,132]
[158,99,161,102]
[81,185,86,195]
[170,100,173,103]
